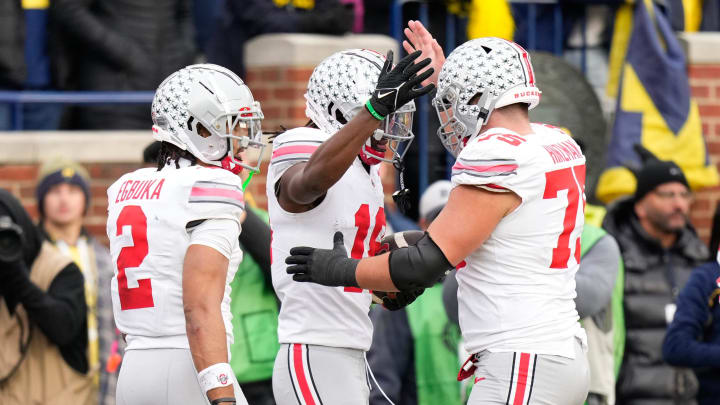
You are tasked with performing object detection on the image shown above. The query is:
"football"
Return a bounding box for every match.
[371,230,426,304]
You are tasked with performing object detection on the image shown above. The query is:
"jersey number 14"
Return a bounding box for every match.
[345,204,386,293]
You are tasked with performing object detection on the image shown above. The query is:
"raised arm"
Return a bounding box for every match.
[402,20,445,87]
[277,51,435,211]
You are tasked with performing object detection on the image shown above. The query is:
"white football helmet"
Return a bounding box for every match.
[305,49,415,166]
[151,64,265,173]
[432,38,541,157]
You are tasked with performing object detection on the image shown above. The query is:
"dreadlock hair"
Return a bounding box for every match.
[156,141,198,171]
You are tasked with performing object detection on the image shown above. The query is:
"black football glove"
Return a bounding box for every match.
[286,231,359,288]
[366,50,435,120]
[373,288,425,311]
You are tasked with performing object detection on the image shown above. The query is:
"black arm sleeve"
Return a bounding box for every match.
[3,263,87,347]
[239,208,271,275]
[389,232,454,290]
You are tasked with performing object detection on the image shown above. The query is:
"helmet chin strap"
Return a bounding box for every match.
[219,138,243,175]
[359,139,384,166]
[392,158,410,214]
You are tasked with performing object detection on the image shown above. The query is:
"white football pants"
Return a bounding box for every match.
[273,343,370,405]
[116,348,249,405]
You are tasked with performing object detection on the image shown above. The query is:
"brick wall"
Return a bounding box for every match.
[0,162,141,246]
[687,63,720,242]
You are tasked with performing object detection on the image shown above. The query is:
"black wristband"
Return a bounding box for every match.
[210,398,236,405]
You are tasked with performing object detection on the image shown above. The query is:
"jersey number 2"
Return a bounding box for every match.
[543,165,585,269]
[115,205,154,310]
[345,204,386,293]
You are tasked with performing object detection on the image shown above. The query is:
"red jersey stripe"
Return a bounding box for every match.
[190,187,244,202]
[293,344,316,405]
[452,163,518,173]
[512,352,531,405]
[272,145,319,159]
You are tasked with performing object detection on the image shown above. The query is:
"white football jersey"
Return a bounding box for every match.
[106,162,244,351]
[267,127,385,351]
[451,123,587,358]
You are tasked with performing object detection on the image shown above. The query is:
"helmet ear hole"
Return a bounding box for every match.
[195,122,211,139]
[186,117,194,131]
[334,108,347,125]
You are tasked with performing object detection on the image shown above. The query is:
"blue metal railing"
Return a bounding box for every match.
[0,91,154,130]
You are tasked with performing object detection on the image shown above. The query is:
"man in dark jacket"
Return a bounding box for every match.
[49,0,195,129]
[603,159,707,405]
[207,0,353,78]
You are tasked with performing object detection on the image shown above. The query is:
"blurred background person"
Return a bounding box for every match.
[577,222,624,405]
[229,195,279,405]
[207,0,354,78]
[662,203,720,405]
[49,0,195,129]
[34,157,122,405]
[367,180,464,405]
[602,157,707,404]
[0,0,64,130]
[0,188,92,404]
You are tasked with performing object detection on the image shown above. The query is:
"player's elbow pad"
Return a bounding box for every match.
[388,232,454,290]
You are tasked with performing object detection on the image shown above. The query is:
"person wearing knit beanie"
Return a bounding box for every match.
[34,156,124,405]
[36,157,91,219]
[633,159,693,249]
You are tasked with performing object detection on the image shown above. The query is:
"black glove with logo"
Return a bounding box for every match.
[365,50,435,120]
[286,231,359,288]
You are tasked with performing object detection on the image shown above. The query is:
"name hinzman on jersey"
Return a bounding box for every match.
[115,179,165,203]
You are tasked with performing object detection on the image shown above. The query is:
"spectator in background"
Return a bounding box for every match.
[602,158,706,404]
[662,204,720,405]
[0,189,92,404]
[577,223,624,405]
[49,0,195,129]
[367,180,465,405]
[0,0,63,130]
[35,158,122,405]
[207,0,353,78]
[229,200,279,405]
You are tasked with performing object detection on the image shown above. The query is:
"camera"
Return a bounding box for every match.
[0,215,23,262]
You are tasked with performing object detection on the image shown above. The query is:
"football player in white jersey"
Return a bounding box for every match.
[267,49,434,405]
[286,34,591,405]
[106,64,265,405]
